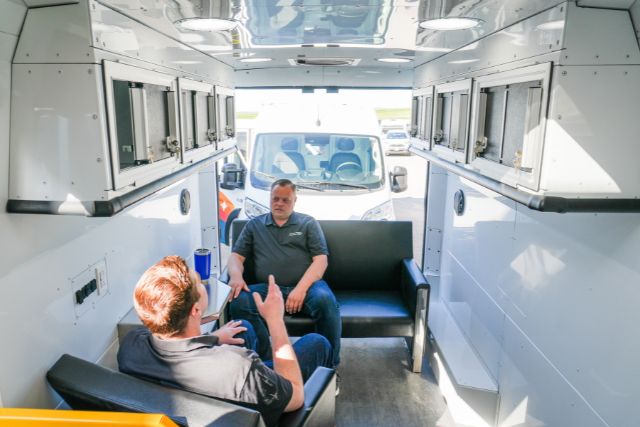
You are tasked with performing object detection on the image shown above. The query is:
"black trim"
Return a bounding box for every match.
[6,152,231,217]
[412,148,640,213]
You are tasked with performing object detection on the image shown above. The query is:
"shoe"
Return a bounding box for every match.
[335,371,341,397]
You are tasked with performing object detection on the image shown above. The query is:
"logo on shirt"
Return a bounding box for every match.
[289,231,303,236]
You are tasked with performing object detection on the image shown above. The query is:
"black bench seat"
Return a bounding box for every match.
[226,220,430,372]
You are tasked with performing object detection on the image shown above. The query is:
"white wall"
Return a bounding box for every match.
[0,0,28,410]
[415,3,640,426]
[436,174,640,426]
[0,1,215,409]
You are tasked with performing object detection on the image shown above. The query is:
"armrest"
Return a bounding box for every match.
[47,354,265,427]
[279,367,336,427]
[400,258,430,315]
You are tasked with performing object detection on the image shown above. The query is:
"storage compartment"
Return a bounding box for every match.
[104,61,181,190]
[215,86,236,146]
[469,63,551,191]
[178,78,218,164]
[432,79,472,162]
[410,86,434,151]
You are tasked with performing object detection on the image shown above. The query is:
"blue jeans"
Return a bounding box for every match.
[231,320,333,382]
[229,280,341,367]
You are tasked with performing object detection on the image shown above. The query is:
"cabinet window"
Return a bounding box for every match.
[112,80,172,171]
[475,81,543,169]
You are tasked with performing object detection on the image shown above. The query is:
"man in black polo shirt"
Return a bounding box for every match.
[228,179,341,368]
[118,255,332,427]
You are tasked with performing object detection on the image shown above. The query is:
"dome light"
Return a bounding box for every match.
[176,18,237,32]
[239,57,273,63]
[419,17,481,31]
[376,57,412,63]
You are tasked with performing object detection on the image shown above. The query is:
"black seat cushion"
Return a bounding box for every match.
[47,354,265,427]
[285,291,413,338]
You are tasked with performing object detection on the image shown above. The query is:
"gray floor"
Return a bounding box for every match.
[335,337,456,427]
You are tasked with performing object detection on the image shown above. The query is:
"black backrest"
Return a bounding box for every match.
[231,220,413,290]
[47,354,265,427]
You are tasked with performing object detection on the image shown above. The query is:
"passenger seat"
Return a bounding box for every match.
[272,137,305,174]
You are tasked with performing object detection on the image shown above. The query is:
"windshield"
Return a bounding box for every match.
[387,132,408,139]
[250,133,384,191]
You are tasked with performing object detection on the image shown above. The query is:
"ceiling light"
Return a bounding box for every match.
[376,58,412,63]
[239,57,272,63]
[448,59,479,64]
[415,46,453,53]
[536,20,564,31]
[364,71,381,74]
[419,17,481,31]
[176,18,237,32]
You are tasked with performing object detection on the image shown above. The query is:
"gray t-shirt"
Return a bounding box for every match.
[232,212,329,286]
[117,327,292,427]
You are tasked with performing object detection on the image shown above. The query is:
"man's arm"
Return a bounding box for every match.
[253,275,304,412]
[285,254,328,314]
[228,252,250,299]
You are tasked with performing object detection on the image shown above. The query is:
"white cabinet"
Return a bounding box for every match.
[8,61,236,216]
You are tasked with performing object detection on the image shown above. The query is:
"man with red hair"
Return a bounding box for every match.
[118,255,332,427]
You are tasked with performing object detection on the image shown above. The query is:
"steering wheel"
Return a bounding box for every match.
[335,161,362,180]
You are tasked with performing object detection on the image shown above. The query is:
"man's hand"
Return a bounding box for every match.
[229,276,250,300]
[253,275,284,324]
[285,286,307,314]
[212,320,247,345]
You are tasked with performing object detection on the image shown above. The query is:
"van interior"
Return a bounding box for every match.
[1,1,640,426]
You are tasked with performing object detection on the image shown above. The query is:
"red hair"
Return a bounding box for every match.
[133,255,200,336]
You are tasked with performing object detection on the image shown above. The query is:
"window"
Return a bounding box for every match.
[250,133,384,191]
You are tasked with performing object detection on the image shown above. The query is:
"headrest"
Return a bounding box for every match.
[337,138,355,151]
[281,138,299,151]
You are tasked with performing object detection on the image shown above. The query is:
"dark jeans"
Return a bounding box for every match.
[229,280,341,367]
[232,320,333,382]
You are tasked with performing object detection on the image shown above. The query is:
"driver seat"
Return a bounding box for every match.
[329,138,361,172]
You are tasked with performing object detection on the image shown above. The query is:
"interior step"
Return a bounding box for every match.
[428,301,499,427]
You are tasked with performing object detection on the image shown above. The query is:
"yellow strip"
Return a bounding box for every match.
[0,409,177,426]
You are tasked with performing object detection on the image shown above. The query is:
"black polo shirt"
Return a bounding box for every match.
[117,327,292,427]
[233,212,329,287]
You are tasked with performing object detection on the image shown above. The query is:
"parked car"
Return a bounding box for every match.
[383,130,411,155]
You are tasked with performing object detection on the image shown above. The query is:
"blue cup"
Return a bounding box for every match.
[194,248,211,282]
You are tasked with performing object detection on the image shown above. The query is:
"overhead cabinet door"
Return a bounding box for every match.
[469,62,551,191]
[432,79,472,163]
[215,86,236,150]
[410,86,434,152]
[178,78,218,164]
[104,61,180,190]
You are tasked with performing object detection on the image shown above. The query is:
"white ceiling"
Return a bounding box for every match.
[94,0,637,71]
